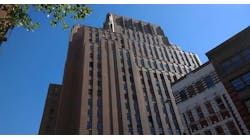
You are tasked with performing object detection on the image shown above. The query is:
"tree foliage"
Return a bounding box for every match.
[0,4,92,43]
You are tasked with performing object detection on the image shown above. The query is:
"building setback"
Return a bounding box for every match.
[206,26,250,132]
[39,13,201,135]
[172,62,249,135]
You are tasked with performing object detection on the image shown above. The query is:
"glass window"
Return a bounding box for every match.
[215,125,225,135]
[221,61,231,73]
[187,110,194,122]
[242,49,250,62]
[97,122,103,129]
[204,75,214,88]
[88,98,92,105]
[205,102,215,114]
[215,97,226,110]
[196,80,205,93]
[140,59,144,66]
[87,121,92,129]
[137,125,142,134]
[231,78,245,91]
[226,121,239,134]
[242,72,250,85]
[196,106,204,119]
[179,90,188,101]
[187,85,196,97]
[89,62,93,68]
[231,55,243,68]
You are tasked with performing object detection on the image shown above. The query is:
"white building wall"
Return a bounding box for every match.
[172,63,249,134]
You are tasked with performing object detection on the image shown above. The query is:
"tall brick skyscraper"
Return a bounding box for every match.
[39,13,201,135]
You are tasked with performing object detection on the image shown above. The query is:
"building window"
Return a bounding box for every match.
[231,55,243,69]
[196,106,204,119]
[187,110,194,122]
[89,62,93,68]
[205,102,215,114]
[196,80,205,93]
[87,121,92,129]
[242,49,250,62]
[187,85,196,97]
[190,124,198,132]
[242,72,250,85]
[231,78,245,91]
[179,90,188,101]
[215,125,225,135]
[226,121,239,134]
[215,97,226,110]
[140,58,144,66]
[204,75,214,88]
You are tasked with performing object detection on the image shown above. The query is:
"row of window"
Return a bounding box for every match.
[131,40,199,68]
[184,97,231,134]
[115,17,163,36]
[87,27,200,70]
[231,72,250,91]
[202,121,239,135]
[138,58,192,75]
[175,73,218,103]
[140,70,181,134]
[86,45,103,134]
[221,49,250,74]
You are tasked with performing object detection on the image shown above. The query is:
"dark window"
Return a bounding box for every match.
[215,126,225,135]
[196,80,205,93]
[127,113,131,120]
[179,90,188,101]
[226,121,239,135]
[89,62,93,68]
[87,121,92,129]
[97,71,102,78]
[187,110,194,122]
[205,102,215,114]
[242,72,250,85]
[231,78,245,91]
[97,122,103,130]
[159,128,164,135]
[231,55,243,68]
[137,125,142,135]
[97,63,101,69]
[97,98,102,107]
[124,93,128,99]
[88,109,92,116]
[165,63,169,71]
[196,106,204,119]
[187,85,196,97]
[242,49,250,62]
[204,75,214,88]
[146,105,150,112]
[221,61,231,73]
[88,98,92,105]
[190,124,198,132]
[215,97,226,110]
[123,75,126,81]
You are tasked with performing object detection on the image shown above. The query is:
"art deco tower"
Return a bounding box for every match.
[39,13,201,135]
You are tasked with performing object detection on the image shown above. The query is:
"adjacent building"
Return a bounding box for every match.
[172,62,249,135]
[206,26,250,132]
[39,13,201,135]
[39,84,62,135]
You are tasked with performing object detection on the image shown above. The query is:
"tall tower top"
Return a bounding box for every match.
[103,13,166,36]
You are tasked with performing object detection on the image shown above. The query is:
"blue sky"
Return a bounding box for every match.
[0,4,249,134]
